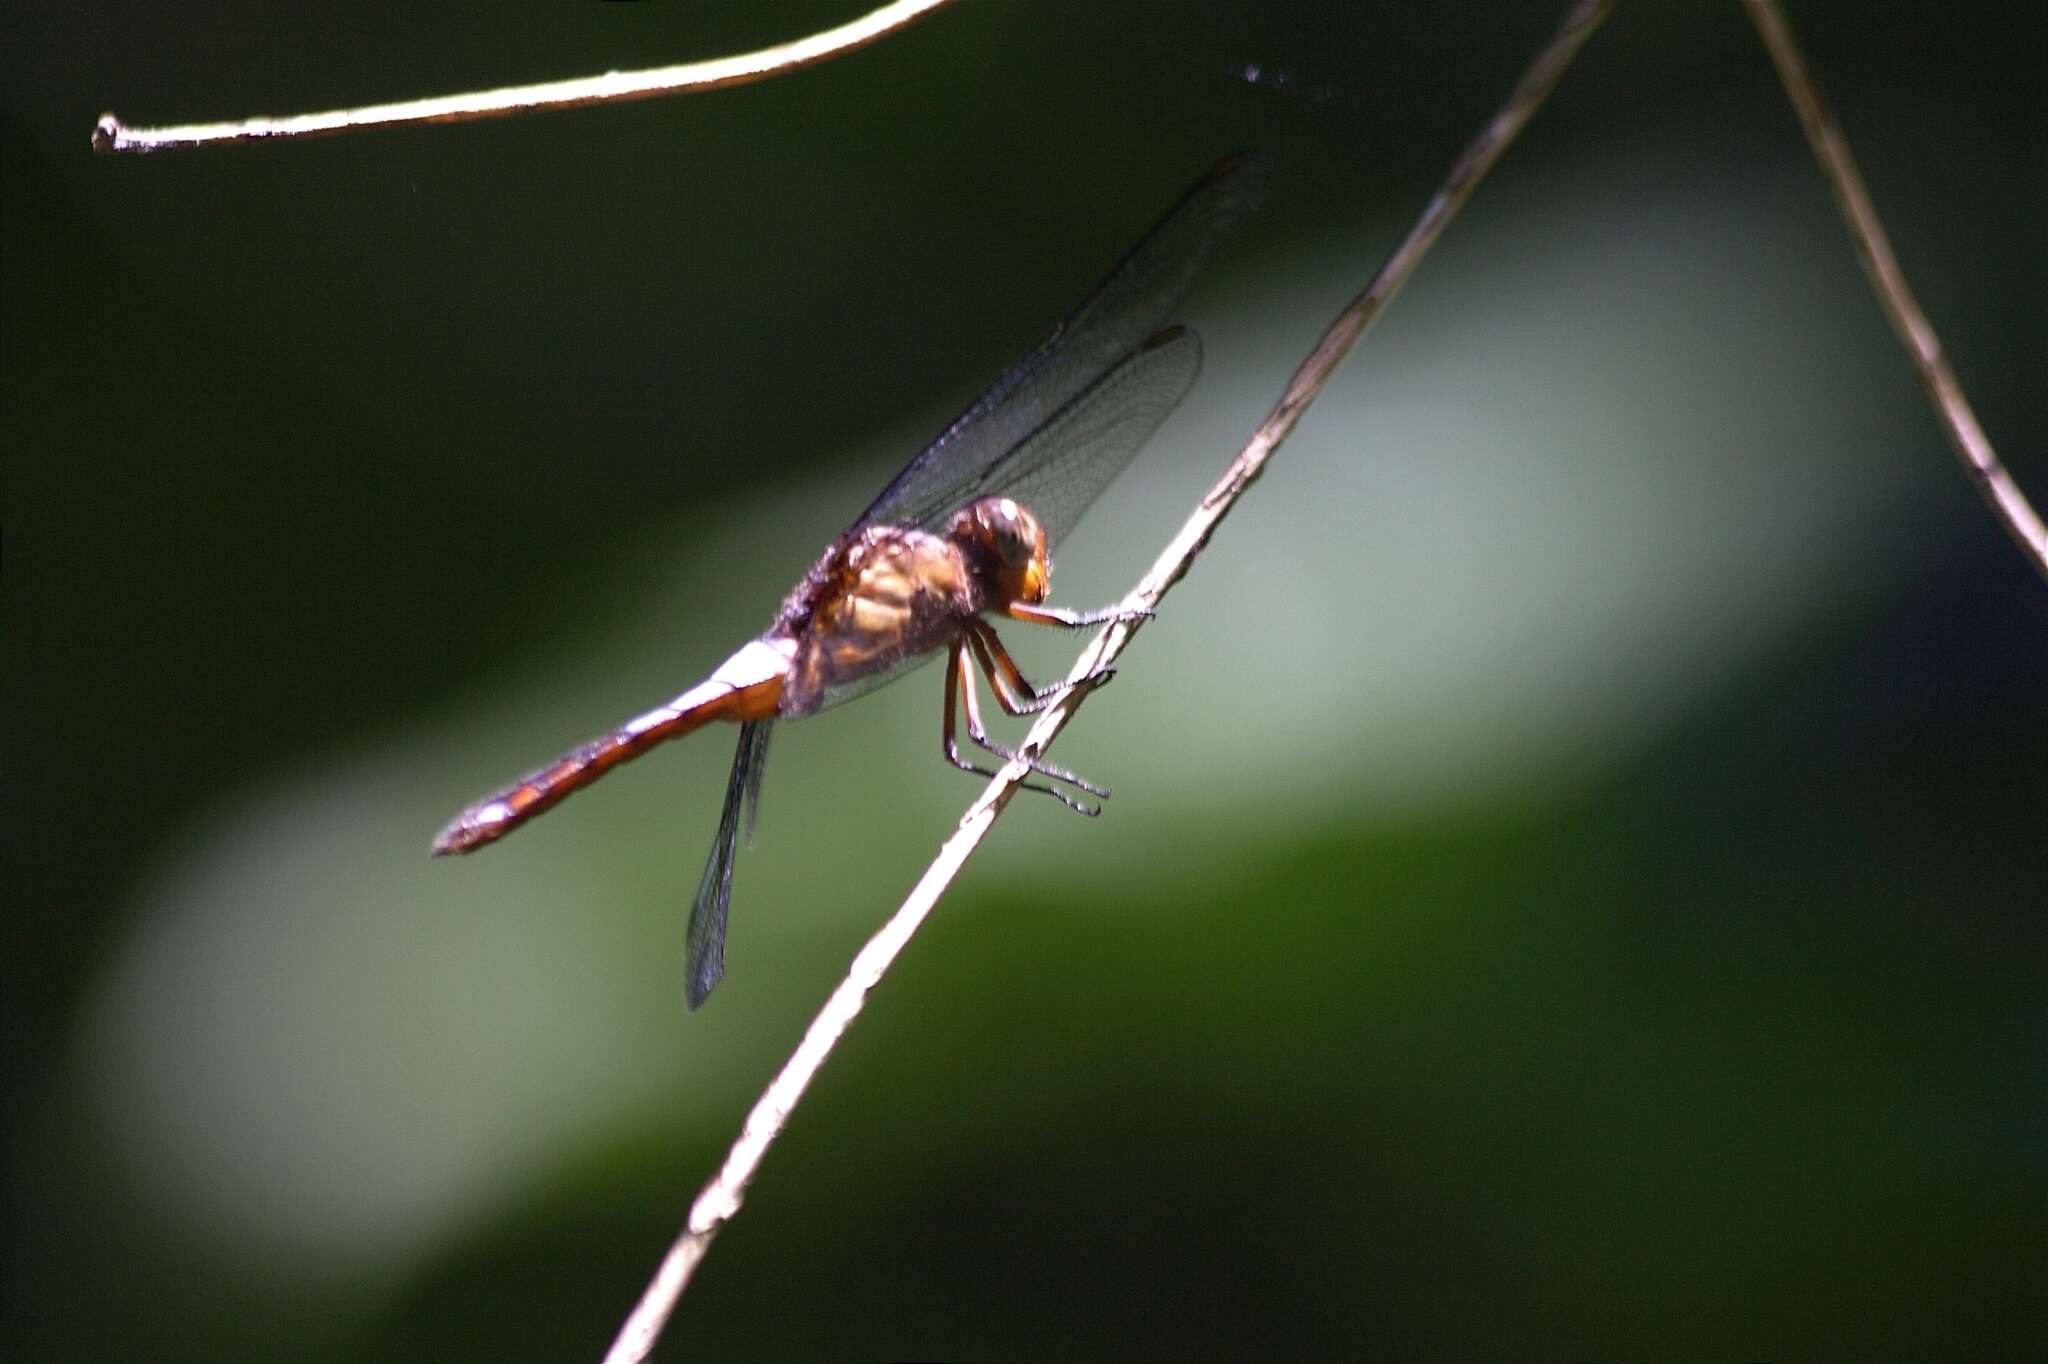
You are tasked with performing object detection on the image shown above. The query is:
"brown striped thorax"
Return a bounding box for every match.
[778,496,1052,716]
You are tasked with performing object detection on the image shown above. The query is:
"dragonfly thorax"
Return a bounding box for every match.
[776,523,977,716]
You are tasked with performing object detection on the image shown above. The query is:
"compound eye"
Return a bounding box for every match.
[985,498,1036,567]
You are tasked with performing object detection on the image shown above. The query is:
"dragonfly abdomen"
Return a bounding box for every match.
[431,639,788,855]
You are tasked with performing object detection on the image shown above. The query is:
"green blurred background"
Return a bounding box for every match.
[6,2,2043,1358]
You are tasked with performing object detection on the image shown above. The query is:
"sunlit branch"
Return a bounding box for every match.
[91,0,958,154]
[1741,0,2048,582]
[598,3,1614,1361]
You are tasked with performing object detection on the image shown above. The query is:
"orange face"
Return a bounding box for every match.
[957,496,1051,606]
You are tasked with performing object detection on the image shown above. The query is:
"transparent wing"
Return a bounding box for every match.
[684,718,773,1010]
[856,152,1267,536]
[753,329,1198,727]
[911,325,1203,546]
[783,327,1203,719]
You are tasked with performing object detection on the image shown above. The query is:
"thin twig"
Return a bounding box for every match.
[91,0,958,154]
[600,4,1613,1360]
[1742,0,2048,581]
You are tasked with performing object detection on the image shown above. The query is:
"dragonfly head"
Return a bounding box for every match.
[953,495,1051,606]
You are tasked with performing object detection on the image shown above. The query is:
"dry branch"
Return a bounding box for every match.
[600,3,1615,1361]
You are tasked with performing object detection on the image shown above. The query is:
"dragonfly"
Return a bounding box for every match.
[434,153,1267,1008]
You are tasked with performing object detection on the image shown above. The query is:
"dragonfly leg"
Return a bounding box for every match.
[966,619,1111,717]
[943,642,1105,815]
[1005,600,1155,630]
[957,637,1110,800]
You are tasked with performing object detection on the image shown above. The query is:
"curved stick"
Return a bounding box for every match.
[92,0,958,154]
[1742,0,2047,581]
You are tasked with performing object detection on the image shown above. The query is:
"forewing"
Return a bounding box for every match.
[856,153,1267,533]
[921,325,1203,546]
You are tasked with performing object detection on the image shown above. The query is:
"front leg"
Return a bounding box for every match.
[1005,600,1155,629]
